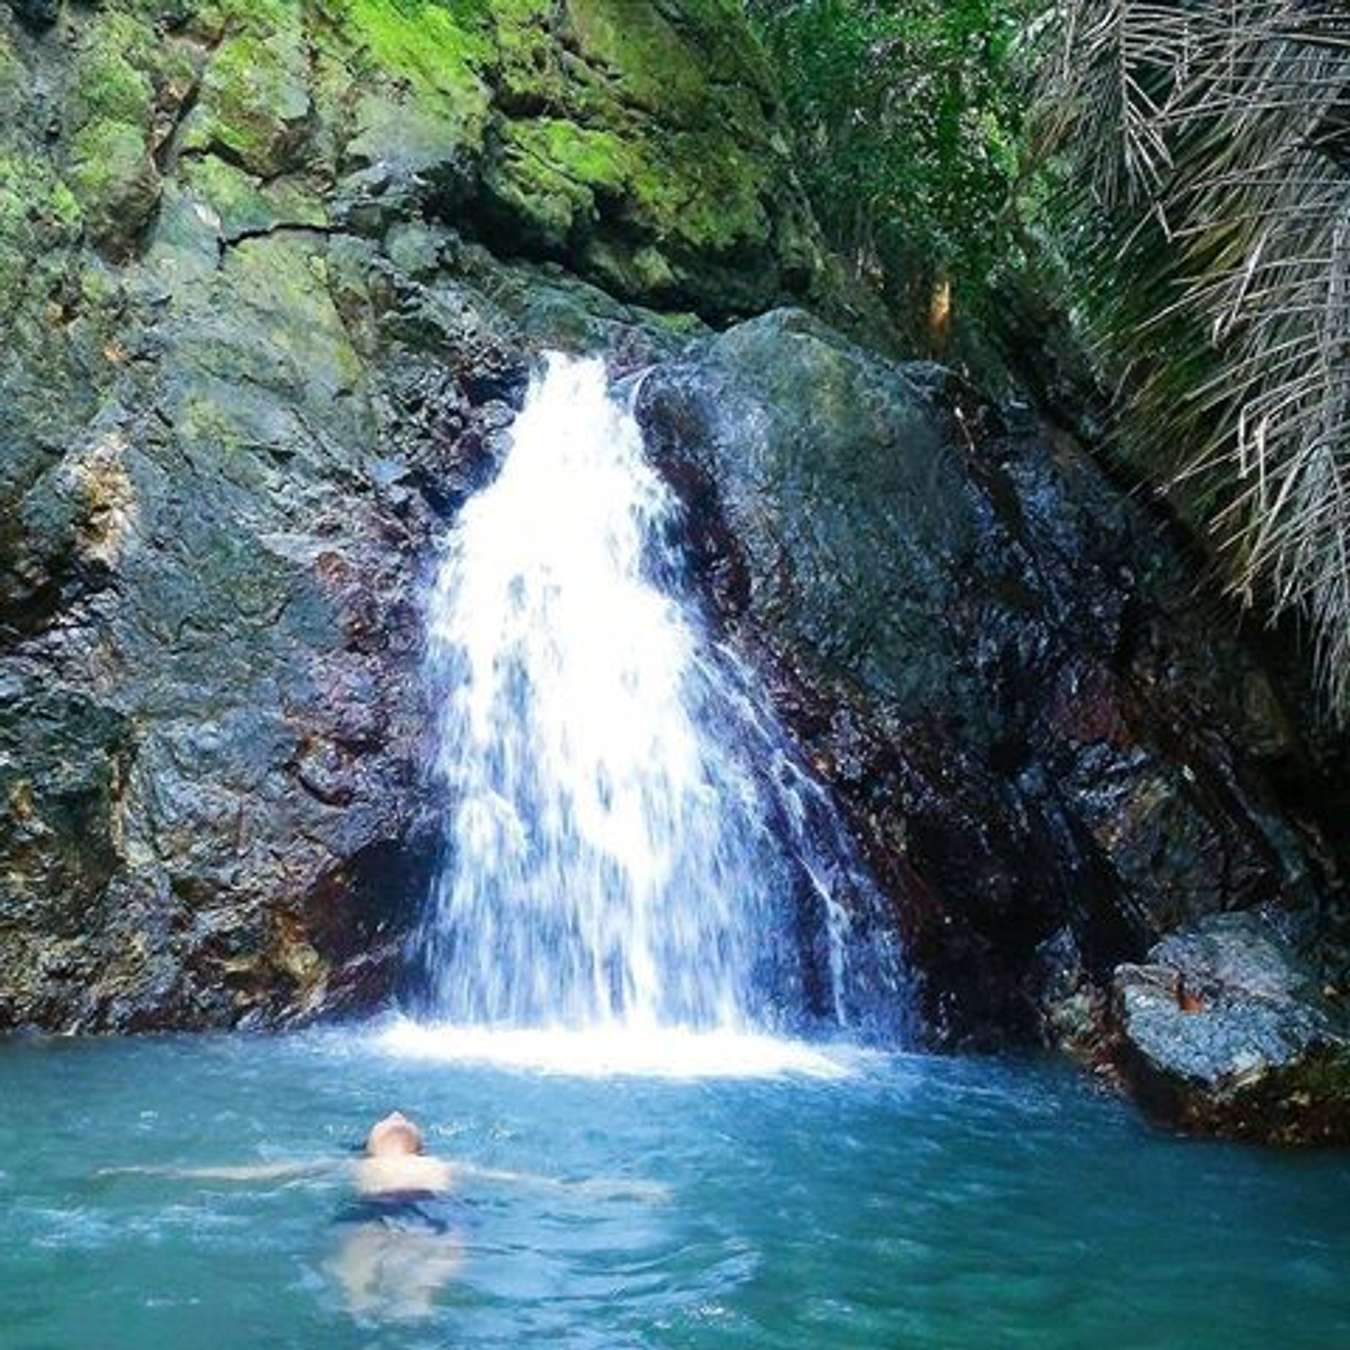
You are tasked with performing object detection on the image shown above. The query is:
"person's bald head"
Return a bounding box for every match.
[365,1111,423,1157]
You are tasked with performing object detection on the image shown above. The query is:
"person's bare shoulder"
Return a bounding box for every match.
[355,1153,454,1195]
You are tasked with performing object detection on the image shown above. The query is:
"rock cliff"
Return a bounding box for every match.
[637,311,1350,1142]
[1,0,829,1026]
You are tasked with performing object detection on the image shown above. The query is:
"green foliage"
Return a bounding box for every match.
[757,1,1350,718]
[1035,1,1350,718]
[747,0,1036,336]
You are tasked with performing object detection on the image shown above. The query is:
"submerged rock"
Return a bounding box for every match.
[1112,911,1350,1144]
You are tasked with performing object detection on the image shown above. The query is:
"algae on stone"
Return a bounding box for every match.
[180,153,328,239]
[181,23,313,178]
[67,121,161,256]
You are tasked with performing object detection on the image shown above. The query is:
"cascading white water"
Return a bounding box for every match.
[401,353,905,1070]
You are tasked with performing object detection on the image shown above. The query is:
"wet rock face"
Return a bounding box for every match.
[0,0,728,1030]
[0,235,690,1031]
[637,310,1350,1136]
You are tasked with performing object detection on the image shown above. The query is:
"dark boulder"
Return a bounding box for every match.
[637,309,1349,1135]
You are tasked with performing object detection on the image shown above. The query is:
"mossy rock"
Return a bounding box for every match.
[180,153,328,239]
[65,12,158,131]
[66,119,161,257]
[0,22,27,105]
[482,117,633,248]
[563,0,727,116]
[0,151,84,295]
[5,0,835,318]
[309,0,491,187]
[181,21,313,178]
[165,231,372,472]
[339,0,495,108]
[476,0,825,315]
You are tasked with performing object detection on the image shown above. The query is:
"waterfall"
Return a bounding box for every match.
[402,353,905,1064]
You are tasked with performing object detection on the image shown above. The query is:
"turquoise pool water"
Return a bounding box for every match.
[1,1029,1346,1348]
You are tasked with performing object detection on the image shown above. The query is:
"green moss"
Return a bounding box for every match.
[186,0,298,39]
[196,0,801,311]
[628,244,676,291]
[484,116,636,247]
[178,393,246,459]
[346,92,469,181]
[525,118,631,191]
[0,152,84,296]
[630,133,769,253]
[491,0,569,106]
[50,180,82,228]
[305,0,494,115]
[78,261,121,310]
[182,22,312,178]
[0,28,24,107]
[486,156,582,245]
[214,234,365,401]
[301,0,496,188]
[67,122,149,199]
[343,0,494,104]
[562,0,709,117]
[181,154,327,238]
[3,0,821,323]
[473,0,808,312]
[66,120,160,254]
[181,154,260,223]
[67,13,158,132]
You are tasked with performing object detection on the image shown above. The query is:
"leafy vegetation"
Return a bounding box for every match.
[746,0,1037,351]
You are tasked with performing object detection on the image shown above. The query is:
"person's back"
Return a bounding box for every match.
[99,1106,664,1322]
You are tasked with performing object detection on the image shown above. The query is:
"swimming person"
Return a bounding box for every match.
[100,1109,464,1318]
[330,1110,465,1319]
[98,1109,668,1321]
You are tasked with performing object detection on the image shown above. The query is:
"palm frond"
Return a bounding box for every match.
[1036,0,1350,720]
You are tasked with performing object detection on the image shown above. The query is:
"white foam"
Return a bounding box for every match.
[373,1018,864,1081]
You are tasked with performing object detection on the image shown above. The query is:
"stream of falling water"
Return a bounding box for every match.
[392,354,905,1074]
